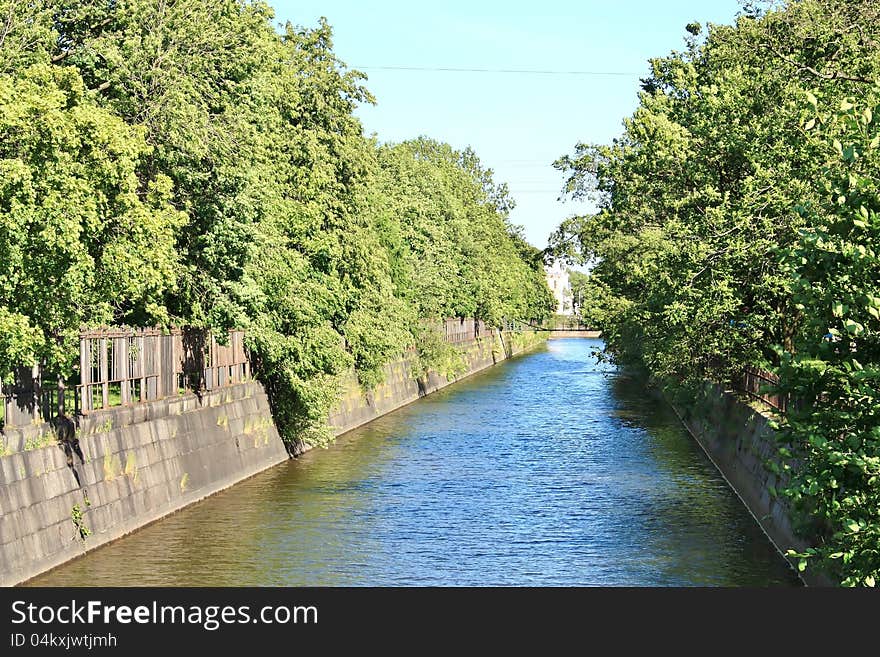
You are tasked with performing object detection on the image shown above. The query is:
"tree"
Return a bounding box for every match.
[777,91,880,586]
[0,63,183,378]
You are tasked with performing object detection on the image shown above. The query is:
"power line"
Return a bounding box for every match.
[353,65,639,76]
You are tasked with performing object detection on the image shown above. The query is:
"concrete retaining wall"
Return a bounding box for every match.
[0,381,288,587]
[668,383,828,586]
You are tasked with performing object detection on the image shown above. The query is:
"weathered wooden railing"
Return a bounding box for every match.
[443,317,488,344]
[79,327,172,413]
[736,366,789,412]
[78,327,249,414]
[1,328,248,429]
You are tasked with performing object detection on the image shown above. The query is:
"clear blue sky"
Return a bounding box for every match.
[271,1,744,248]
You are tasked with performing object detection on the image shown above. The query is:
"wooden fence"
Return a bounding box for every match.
[443,317,488,344]
[736,366,789,412]
[78,328,249,414]
[1,328,249,429]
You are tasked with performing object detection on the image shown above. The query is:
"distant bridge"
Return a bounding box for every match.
[518,321,602,339]
[546,329,602,339]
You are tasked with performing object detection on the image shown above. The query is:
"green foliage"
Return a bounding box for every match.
[552,0,880,584]
[374,138,554,326]
[775,92,880,586]
[70,502,90,541]
[0,62,184,378]
[566,269,621,328]
[0,1,55,75]
[0,2,551,449]
[551,3,831,380]
[411,324,467,381]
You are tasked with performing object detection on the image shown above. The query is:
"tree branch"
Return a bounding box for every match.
[762,42,875,85]
[0,0,16,51]
[51,17,113,64]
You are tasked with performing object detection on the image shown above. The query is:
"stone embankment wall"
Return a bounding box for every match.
[0,382,287,587]
[669,384,829,586]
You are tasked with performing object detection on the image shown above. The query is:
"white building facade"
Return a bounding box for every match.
[544,262,571,315]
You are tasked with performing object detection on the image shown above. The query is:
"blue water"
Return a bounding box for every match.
[29,338,799,586]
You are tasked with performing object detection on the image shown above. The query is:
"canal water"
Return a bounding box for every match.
[28,338,799,586]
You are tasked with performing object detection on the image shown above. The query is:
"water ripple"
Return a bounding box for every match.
[28,338,800,587]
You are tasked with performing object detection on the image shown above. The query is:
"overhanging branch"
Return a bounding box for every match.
[762,42,875,85]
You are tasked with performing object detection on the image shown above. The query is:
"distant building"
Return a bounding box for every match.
[544,262,571,315]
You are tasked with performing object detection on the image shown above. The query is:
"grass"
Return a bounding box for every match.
[24,431,56,451]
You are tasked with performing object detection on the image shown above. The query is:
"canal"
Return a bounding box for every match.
[28,338,799,586]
